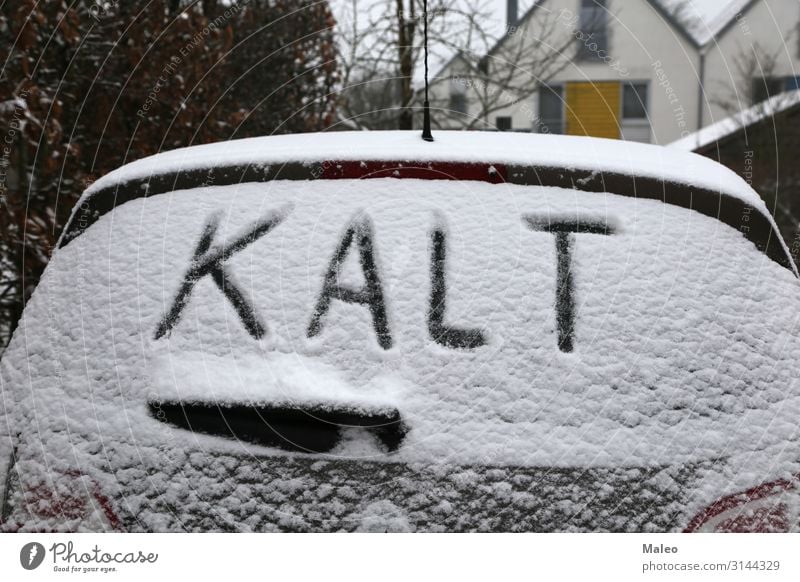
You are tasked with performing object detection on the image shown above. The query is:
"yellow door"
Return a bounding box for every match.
[565,82,620,139]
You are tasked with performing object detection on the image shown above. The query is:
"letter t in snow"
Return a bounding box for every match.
[524,217,616,353]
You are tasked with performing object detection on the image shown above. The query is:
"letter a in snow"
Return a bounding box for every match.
[307,216,392,349]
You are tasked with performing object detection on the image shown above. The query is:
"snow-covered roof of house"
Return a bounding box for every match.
[450,0,758,69]
[392,0,759,92]
[654,0,757,47]
[669,89,800,151]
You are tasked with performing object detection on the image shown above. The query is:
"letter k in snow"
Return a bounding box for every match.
[154,206,291,340]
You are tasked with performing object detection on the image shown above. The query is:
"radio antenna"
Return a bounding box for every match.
[421,0,434,142]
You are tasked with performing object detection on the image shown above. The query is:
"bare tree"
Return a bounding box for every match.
[335,0,416,129]
[337,0,556,129]
[433,6,579,130]
[336,0,515,130]
[0,0,338,352]
[711,41,787,119]
[335,0,594,131]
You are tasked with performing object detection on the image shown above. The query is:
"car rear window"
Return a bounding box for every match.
[4,171,800,531]
[4,176,798,466]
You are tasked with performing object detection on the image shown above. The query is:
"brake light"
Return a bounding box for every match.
[685,477,798,533]
[5,469,123,532]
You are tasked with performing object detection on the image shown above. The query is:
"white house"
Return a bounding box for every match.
[426,0,800,145]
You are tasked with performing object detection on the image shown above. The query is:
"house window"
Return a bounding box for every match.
[538,85,564,134]
[784,75,800,92]
[577,0,608,61]
[752,75,800,104]
[620,82,650,143]
[752,77,785,103]
[449,77,468,115]
[450,92,467,114]
[622,82,648,119]
[496,116,512,131]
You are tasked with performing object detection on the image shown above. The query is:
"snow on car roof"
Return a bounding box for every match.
[80,130,767,213]
[63,131,793,275]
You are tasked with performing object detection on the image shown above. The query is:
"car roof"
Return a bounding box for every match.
[81,130,762,205]
[60,131,796,275]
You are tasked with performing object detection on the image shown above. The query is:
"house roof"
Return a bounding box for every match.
[669,89,800,151]
[424,0,758,87]
[653,0,759,47]
[477,0,759,65]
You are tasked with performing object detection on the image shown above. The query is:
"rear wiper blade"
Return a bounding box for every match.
[148,401,407,454]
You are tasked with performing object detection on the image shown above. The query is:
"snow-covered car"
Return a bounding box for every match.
[1,131,799,532]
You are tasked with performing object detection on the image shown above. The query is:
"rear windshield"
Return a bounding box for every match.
[4,176,800,474]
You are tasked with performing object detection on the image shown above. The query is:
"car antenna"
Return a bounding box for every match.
[421,0,434,142]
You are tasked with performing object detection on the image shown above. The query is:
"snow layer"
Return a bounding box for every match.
[670,89,800,151]
[4,177,800,531]
[73,131,769,214]
[154,351,403,414]
[655,0,753,46]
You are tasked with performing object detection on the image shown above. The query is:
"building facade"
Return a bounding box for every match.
[427,0,800,145]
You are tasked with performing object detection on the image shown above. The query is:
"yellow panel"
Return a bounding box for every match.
[565,82,620,139]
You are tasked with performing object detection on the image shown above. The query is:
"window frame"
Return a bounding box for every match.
[537,84,565,134]
[620,81,649,122]
[495,116,513,131]
[577,0,609,62]
[752,75,800,104]
[619,81,651,143]
[783,75,800,92]
[449,76,468,115]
